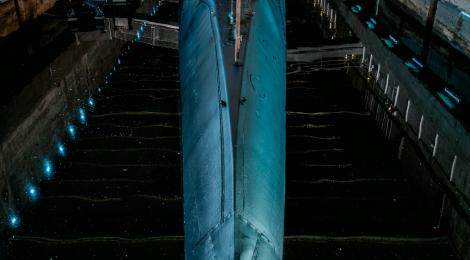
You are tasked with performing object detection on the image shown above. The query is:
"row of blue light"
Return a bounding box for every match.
[6,2,161,230]
[349,2,462,111]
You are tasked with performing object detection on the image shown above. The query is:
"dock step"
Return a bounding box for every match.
[3,44,183,258]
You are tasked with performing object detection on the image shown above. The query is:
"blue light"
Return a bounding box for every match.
[8,212,20,229]
[405,61,419,73]
[366,21,376,30]
[370,18,377,25]
[26,183,39,201]
[79,107,86,124]
[389,35,399,44]
[444,87,461,104]
[382,36,398,48]
[117,58,121,65]
[351,4,362,14]
[57,143,66,157]
[462,11,470,20]
[67,124,76,139]
[88,97,95,109]
[43,159,53,178]
[437,92,456,110]
[98,87,102,93]
[382,38,394,48]
[412,57,424,68]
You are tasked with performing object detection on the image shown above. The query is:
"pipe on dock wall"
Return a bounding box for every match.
[179,0,235,258]
[235,0,286,259]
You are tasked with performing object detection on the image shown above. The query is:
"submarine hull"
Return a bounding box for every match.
[179,0,285,258]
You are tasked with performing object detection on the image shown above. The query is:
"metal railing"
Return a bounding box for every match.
[314,0,470,226]
[234,0,254,64]
[108,18,179,49]
[288,58,361,75]
[358,48,470,226]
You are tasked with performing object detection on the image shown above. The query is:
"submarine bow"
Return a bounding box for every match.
[179,0,286,258]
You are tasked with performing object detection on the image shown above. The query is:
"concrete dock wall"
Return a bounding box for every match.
[0,0,57,37]
[331,0,470,258]
[385,0,470,57]
[0,31,122,232]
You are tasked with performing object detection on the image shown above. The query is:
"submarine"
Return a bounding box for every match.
[179,0,286,259]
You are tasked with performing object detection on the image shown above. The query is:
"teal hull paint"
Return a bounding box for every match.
[179,0,235,258]
[179,0,285,258]
[235,0,286,258]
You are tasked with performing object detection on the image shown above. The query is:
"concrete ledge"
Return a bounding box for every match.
[0,31,123,232]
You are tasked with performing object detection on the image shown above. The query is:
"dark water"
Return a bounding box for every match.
[1,1,184,257]
[287,0,358,48]
[283,1,460,258]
